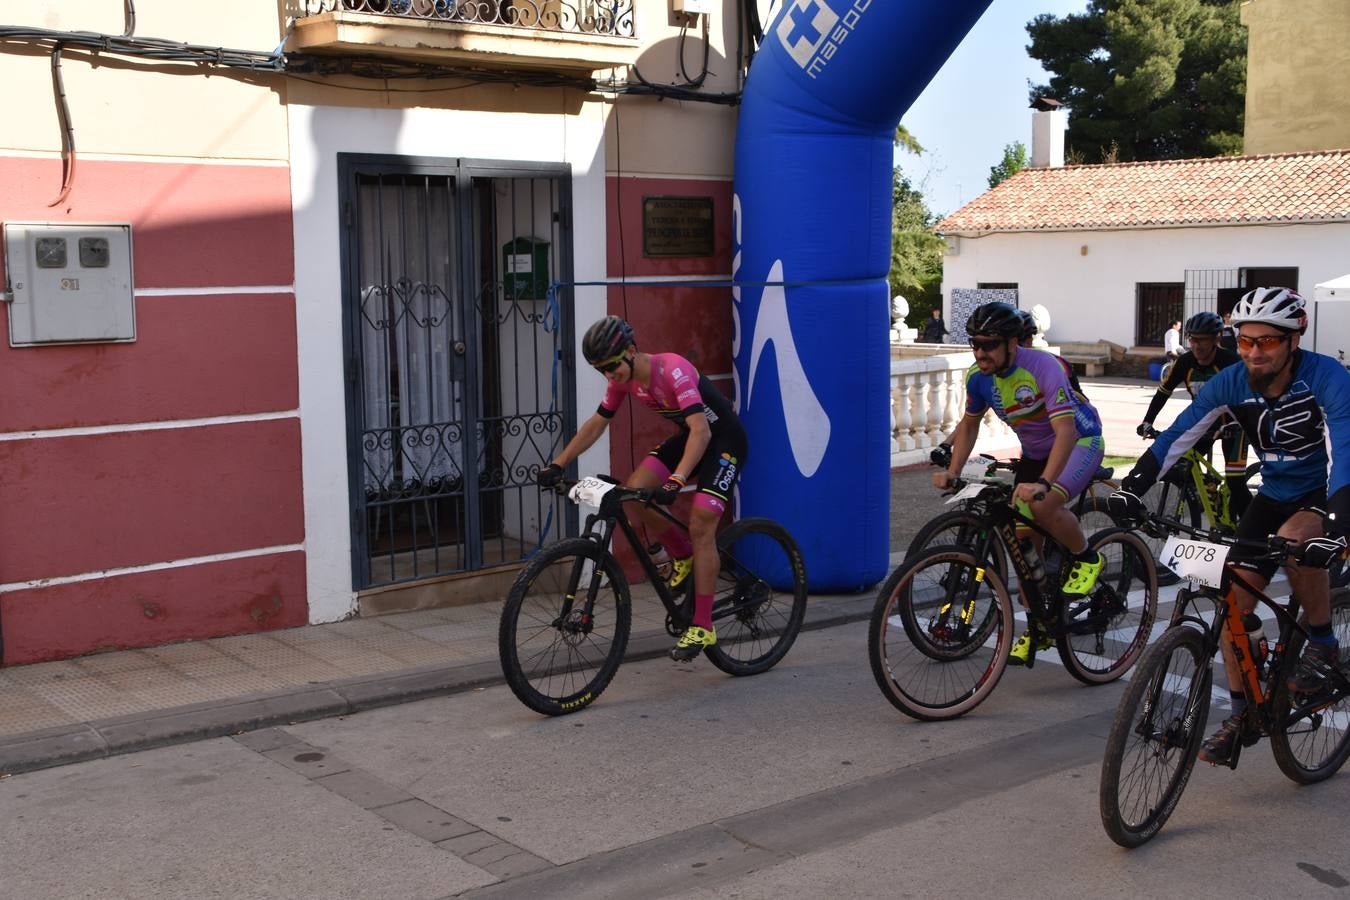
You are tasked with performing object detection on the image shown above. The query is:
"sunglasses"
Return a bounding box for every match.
[594,355,626,374]
[1236,333,1290,352]
[969,336,1007,352]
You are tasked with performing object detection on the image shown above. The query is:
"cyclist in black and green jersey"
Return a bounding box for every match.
[1136,311,1252,518]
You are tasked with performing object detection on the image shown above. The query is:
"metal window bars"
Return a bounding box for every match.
[305,0,635,37]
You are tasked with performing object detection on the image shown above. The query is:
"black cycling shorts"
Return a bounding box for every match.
[648,427,749,506]
[1232,489,1327,580]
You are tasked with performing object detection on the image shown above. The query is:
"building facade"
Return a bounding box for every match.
[0,0,746,664]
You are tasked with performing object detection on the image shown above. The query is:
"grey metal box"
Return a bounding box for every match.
[4,222,136,346]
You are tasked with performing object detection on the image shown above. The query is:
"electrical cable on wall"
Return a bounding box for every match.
[48,43,76,207]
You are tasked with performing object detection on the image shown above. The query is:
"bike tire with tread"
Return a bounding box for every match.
[868,545,1015,721]
[1056,528,1159,685]
[1269,588,1350,784]
[1099,626,1211,848]
[498,538,632,716]
[703,518,809,677]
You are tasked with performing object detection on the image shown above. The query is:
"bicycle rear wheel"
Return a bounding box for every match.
[1143,478,1201,586]
[703,518,808,676]
[1269,589,1350,783]
[868,546,1015,721]
[1057,528,1159,685]
[1099,626,1211,848]
[905,509,1009,588]
[498,538,632,716]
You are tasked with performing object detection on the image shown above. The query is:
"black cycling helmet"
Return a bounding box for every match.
[1016,309,1037,342]
[965,302,1023,338]
[581,315,635,366]
[1184,311,1223,337]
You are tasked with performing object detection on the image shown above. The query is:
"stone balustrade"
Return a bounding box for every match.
[890,347,1017,468]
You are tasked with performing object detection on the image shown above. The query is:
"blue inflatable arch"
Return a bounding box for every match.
[733,1,993,590]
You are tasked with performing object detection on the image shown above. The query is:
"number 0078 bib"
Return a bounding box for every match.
[1160,535,1230,588]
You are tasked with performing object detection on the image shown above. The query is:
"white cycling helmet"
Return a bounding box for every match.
[1230,287,1307,334]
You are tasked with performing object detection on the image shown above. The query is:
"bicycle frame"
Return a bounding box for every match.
[1152,525,1347,766]
[945,481,1122,663]
[1171,447,1233,530]
[568,482,692,625]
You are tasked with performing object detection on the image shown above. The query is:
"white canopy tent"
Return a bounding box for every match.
[1312,273,1350,364]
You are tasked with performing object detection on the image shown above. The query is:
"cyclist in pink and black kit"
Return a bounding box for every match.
[537,316,747,662]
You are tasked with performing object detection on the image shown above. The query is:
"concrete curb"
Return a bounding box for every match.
[0,593,878,776]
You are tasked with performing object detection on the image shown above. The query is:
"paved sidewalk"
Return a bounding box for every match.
[0,377,1157,776]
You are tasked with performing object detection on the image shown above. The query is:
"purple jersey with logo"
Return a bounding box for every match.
[964,347,1102,458]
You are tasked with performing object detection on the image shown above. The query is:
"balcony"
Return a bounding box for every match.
[289,0,640,74]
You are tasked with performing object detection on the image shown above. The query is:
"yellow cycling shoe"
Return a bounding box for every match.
[1061,550,1104,596]
[1008,629,1053,666]
[671,625,716,662]
[667,556,694,592]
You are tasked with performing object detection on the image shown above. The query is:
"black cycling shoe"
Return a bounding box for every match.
[1287,641,1341,695]
[1198,714,1244,766]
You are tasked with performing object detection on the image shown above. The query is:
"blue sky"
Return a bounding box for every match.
[898,0,1091,218]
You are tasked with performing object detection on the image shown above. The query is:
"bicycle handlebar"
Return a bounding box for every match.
[1137,507,1309,565]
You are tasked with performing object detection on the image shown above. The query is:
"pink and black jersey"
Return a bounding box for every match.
[597,353,738,434]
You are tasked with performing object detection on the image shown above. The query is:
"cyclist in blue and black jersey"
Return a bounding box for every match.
[1136,310,1252,518]
[1110,288,1350,765]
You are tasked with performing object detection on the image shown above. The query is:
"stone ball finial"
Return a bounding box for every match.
[1032,303,1052,335]
[891,295,909,321]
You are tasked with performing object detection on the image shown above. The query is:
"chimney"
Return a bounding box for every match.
[1030,97,1066,168]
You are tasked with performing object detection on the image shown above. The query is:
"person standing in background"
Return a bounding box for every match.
[1163,320,1182,360]
[920,307,949,344]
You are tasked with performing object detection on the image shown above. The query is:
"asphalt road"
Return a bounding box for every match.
[4,613,1347,899]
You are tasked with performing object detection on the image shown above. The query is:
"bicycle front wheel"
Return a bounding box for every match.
[1057,528,1159,685]
[1269,589,1350,784]
[1099,626,1211,848]
[498,538,632,716]
[868,546,1015,721]
[905,509,1009,588]
[703,518,808,677]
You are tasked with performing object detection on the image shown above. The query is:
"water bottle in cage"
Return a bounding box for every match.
[647,542,673,582]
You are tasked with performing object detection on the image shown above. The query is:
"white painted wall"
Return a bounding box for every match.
[940,221,1350,346]
[288,100,609,623]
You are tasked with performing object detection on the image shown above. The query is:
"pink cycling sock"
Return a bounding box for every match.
[660,525,693,559]
[693,593,713,630]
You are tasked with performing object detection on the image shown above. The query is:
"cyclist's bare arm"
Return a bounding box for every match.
[936,415,980,488]
[670,411,711,480]
[549,412,610,469]
[1040,417,1080,487]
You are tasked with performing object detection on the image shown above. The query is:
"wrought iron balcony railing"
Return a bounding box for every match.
[302,0,635,38]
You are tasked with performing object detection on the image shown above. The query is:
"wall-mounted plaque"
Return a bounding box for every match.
[642,196,715,258]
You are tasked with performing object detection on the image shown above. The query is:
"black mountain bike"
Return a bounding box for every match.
[870,476,1158,720]
[499,475,808,716]
[1100,509,1350,848]
[904,455,1120,588]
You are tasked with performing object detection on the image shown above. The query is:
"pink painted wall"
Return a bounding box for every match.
[0,156,305,664]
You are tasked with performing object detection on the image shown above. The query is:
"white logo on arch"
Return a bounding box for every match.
[732,195,831,479]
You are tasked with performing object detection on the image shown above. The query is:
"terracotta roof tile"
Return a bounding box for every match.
[935,149,1350,234]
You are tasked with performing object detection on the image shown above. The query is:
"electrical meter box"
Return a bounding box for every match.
[3,222,136,347]
[673,0,713,13]
[501,236,550,301]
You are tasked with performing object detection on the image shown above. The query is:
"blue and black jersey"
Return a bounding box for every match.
[1127,349,1350,524]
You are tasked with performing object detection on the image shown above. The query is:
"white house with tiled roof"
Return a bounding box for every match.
[934,149,1350,355]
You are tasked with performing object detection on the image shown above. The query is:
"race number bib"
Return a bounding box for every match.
[960,454,998,480]
[1160,535,1229,588]
[569,476,616,508]
[945,481,990,505]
